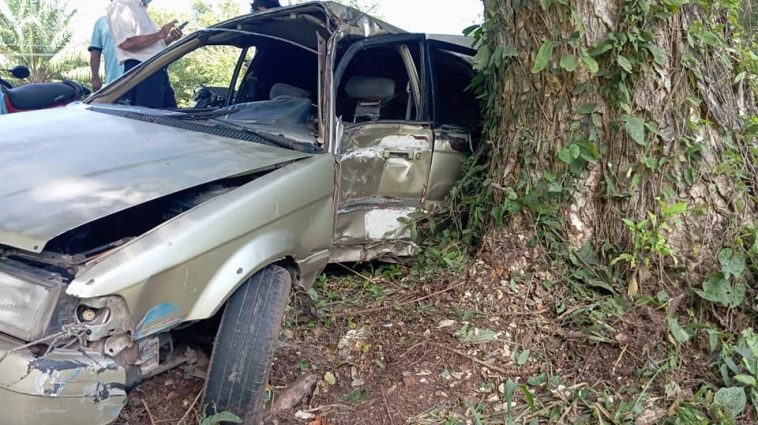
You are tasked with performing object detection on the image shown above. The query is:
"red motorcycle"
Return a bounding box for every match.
[1,65,90,115]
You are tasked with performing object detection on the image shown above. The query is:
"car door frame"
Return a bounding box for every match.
[327,34,432,262]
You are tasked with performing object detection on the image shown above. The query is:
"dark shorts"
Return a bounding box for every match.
[124,60,177,109]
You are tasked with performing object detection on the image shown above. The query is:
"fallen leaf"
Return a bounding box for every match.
[323,372,336,386]
[295,411,316,420]
[437,319,456,328]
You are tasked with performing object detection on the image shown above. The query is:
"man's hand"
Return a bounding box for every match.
[165,27,183,44]
[92,75,103,92]
[159,20,178,39]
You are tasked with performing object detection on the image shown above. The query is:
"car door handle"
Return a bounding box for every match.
[383,149,422,160]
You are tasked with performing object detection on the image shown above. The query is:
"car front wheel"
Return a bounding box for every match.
[203,264,292,423]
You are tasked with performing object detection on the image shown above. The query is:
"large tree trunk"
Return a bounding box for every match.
[479,0,756,292]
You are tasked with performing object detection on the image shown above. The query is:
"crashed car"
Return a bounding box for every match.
[0,2,480,423]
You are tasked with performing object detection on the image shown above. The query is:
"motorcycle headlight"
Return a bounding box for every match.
[0,271,61,341]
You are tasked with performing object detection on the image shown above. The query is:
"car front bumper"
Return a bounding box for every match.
[0,333,127,425]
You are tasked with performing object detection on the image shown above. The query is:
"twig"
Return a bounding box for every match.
[177,390,203,425]
[612,345,628,376]
[381,387,395,425]
[321,280,466,317]
[335,262,382,285]
[429,343,534,375]
[397,340,429,359]
[142,399,157,425]
[303,404,354,413]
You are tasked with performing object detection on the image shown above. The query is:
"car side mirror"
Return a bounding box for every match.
[10,65,30,79]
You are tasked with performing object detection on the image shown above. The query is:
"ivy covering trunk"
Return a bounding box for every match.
[469,0,755,300]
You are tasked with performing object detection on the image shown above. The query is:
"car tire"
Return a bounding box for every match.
[203,264,292,423]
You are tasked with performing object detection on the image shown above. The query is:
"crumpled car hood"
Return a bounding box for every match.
[0,104,309,253]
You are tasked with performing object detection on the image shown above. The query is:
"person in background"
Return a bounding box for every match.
[89,16,124,91]
[107,0,182,108]
[251,0,281,12]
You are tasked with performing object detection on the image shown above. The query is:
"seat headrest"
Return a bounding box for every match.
[269,83,310,100]
[344,76,395,100]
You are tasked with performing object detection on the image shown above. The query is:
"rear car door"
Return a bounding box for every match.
[330,35,431,262]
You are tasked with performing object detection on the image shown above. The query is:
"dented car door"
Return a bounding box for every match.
[330,36,431,262]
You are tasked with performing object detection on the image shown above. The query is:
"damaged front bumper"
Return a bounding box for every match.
[0,334,127,425]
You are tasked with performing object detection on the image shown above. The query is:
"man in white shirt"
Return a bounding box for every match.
[107,0,182,108]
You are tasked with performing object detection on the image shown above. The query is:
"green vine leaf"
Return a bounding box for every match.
[579,49,599,73]
[558,144,580,164]
[473,44,491,71]
[622,114,647,146]
[532,41,555,74]
[646,44,667,65]
[617,54,633,73]
[560,54,578,72]
[718,249,745,280]
[578,103,596,114]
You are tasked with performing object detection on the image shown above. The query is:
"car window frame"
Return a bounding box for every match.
[332,34,429,124]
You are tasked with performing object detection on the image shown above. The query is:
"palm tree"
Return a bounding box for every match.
[0,0,86,83]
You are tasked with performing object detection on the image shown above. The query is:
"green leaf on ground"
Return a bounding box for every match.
[718,248,745,280]
[734,374,757,386]
[695,273,746,307]
[713,387,746,418]
[459,328,500,344]
[516,349,531,366]
[201,411,243,425]
[668,317,691,344]
[344,389,366,404]
[324,371,336,385]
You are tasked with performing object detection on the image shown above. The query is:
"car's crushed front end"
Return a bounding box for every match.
[0,258,128,425]
[0,103,335,424]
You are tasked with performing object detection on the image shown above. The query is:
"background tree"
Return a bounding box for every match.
[0,0,87,83]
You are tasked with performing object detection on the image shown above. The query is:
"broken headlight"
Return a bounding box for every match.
[0,270,61,341]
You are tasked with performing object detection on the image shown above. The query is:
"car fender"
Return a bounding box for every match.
[68,154,335,335]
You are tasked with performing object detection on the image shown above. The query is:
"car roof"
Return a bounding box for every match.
[210,1,474,54]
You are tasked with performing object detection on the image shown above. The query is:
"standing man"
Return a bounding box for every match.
[89,16,123,91]
[251,0,281,12]
[107,0,182,108]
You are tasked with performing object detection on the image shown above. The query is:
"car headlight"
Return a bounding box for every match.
[0,270,61,341]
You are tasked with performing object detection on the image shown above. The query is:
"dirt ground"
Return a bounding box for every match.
[116,230,752,425]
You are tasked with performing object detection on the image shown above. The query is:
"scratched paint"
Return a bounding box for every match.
[134,303,184,339]
[364,208,415,239]
[36,368,84,397]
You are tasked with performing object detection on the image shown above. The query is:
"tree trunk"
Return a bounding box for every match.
[477,0,756,292]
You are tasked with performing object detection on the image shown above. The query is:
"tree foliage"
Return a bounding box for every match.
[0,0,86,83]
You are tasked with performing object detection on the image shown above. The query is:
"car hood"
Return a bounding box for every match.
[0,104,310,253]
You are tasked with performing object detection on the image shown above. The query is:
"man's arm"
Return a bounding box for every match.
[90,49,103,91]
[118,20,178,52]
